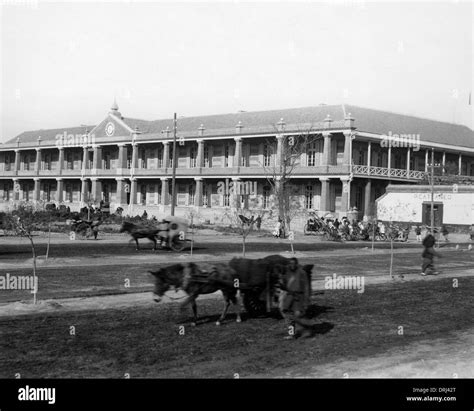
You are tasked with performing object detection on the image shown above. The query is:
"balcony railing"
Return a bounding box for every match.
[352,165,427,180]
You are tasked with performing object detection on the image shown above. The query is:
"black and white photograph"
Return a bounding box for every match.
[0,0,473,408]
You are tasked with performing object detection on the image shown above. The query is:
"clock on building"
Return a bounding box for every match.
[105,122,115,137]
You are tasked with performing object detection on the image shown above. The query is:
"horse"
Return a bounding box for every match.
[119,221,162,250]
[149,262,242,326]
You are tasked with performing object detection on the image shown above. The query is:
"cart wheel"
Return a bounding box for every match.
[170,237,186,252]
[243,291,266,317]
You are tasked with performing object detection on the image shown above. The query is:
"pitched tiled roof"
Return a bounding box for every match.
[4,104,473,149]
[344,104,474,148]
[5,125,95,145]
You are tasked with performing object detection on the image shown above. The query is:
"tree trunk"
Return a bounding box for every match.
[45,215,51,260]
[29,236,37,304]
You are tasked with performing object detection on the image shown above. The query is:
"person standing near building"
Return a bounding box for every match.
[279,258,312,339]
[421,234,441,276]
[415,225,422,242]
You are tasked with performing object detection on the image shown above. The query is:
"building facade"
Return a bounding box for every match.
[1,103,473,225]
[377,185,474,227]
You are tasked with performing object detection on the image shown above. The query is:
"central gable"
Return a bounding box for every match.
[90,114,134,139]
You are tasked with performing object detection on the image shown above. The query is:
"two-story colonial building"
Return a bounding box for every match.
[1,102,473,225]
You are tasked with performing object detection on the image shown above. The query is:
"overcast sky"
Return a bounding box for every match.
[1,0,472,142]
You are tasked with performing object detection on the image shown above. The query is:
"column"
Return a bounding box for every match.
[115,178,127,204]
[130,178,137,205]
[231,177,240,208]
[118,144,128,170]
[35,149,41,173]
[364,179,372,217]
[33,178,40,201]
[92,145,102,170]
[58,147,65,174]
[56,178,64,202]
[14,150,20,172]
[340,177,350,213]
[81,179,89,203]
[13,178,20,201]
[388,145,392,171]
[425,149,429,173]
[343,132,352,166]
[82,146,88,173]
[91,178,102,201]
[196,140,204,168]
[162,142,170,168]
[320,177,330,212]
[366,141,372,177]
[406,147,411,176]
[458,154,462,175]
[275,135,283,167]
[131,143,139,172]
[442,151,446,175]
[322,132,332,166]
[194,177,203,206]
[234,137,242,168]
[160,178,169,205]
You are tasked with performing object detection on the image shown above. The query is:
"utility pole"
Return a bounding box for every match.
[170,113,178,216]
[430,147,435,233]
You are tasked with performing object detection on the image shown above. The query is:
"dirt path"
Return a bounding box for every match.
[269,328,474,378]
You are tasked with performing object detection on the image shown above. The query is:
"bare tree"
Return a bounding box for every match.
[222,196,268,256]
[7,204,39,304]
[261,125,319,236]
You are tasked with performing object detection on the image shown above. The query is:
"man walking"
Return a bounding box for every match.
[279,258,312,339]
[421,234,441,276]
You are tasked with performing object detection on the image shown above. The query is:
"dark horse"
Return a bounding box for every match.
[120,221,162,250]
[149,262,241,326]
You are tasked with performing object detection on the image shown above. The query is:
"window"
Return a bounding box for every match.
[24,155,30,171]
[66,184,73,202]
[140,149,146,169]
[67,153,73,170]
[157,147,163,168]
[103,152,111,170]
[263,185,271,209]
[355,186,363,210]
[43,153,51,170]
[204,146,210,167]
[305,185,313,209]
[3,183,11,201]
[189,184,195,205]
[127,149,132,169]
[5,155,11,171]
[307,142,317,167]
[190,145,197,168]
[169,147,173,168]
[223,192,230,207]
[263,144,271,167]
[140,185,146,205]
[224,144,230,167]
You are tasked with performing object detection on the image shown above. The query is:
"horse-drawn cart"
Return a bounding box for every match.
[120,216,190,252]
[161,216,190,252]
